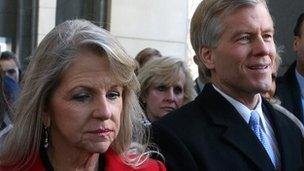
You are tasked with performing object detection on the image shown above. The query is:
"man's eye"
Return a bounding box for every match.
[106,91,120,100]
[156,85,167,91]
[6,69,16,75]
[263,34,273,41]
[237,36,250,43]
[72,92,91,102]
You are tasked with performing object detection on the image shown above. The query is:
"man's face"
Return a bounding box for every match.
[0,59,19,82]
[203,4,276,104]
[293,24,304,75]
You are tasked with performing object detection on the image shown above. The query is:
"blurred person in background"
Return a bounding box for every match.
[0,75,13,146]
[262,51,304,136]
[0,66,20,147]
[0,51,21,83]
[276,13,304,124]
[135,48,162,75]
[137,57,196,123]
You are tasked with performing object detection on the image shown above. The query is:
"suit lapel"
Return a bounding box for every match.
[197,84,275,170]
[222,125,274,171]
[262,100,296,170]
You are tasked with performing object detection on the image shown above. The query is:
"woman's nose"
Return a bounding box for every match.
[92,96,112,119]
[164,88,176,102]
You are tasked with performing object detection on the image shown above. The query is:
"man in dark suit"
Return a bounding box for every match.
[152,0,304,170]
[276,13,304,123]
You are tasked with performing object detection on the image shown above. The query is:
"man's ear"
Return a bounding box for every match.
[199,46,215,69]
[293,36,300,52]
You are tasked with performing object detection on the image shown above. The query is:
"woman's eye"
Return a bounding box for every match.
[72,92,92,102]
[174,86,183,95]
[156,85,167,91]
[106,91,120,100]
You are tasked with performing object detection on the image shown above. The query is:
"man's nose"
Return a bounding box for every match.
[252,36,270,57]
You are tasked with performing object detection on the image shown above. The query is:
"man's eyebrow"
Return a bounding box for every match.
[230,27,275,37]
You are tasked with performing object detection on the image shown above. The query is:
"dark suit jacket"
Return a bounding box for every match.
[276,61,303,123]
[152,83,304,171]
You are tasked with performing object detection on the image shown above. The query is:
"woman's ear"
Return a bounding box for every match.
[42,107,51,127]
[199,46,215,70]
[141,96,146,104]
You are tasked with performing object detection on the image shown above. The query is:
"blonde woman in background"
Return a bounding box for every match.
[137,57,196,123]
[0,19,166,171]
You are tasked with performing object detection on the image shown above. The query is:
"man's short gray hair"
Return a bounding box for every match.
[190,0,269,78]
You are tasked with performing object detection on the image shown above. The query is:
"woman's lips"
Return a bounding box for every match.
[161,106,176,112]
[87,129,113,137]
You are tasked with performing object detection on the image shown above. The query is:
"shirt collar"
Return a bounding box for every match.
[295,69,304,98]
[212,84,264,125]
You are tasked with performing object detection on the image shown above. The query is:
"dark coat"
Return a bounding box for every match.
[276,61,303,123]
[152,83,304,171]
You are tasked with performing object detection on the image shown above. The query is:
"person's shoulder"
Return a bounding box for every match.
[153,99,202,127]
[0,155,45,171]
[136,158,166,171]
[267,102,303,134]
[105,148,166,171]
[272,103,304,134]
[277,61,296,84]
[152,98,211,143]
[276,64,298,96]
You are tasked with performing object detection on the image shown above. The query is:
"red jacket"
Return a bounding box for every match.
[0,148,166,171]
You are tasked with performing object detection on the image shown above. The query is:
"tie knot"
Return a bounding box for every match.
[249,110,260,127]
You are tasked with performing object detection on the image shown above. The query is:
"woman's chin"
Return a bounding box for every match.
[83,141,112,154]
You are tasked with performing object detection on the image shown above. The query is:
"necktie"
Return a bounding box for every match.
[249,111,277,168]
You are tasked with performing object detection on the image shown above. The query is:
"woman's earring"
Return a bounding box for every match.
[44,126,49,148]
[141,98,146,104]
